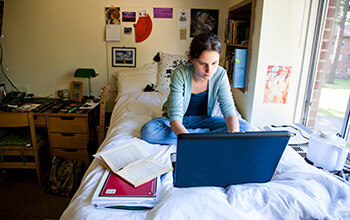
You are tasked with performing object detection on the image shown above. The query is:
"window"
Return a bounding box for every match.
[302,0,350,146]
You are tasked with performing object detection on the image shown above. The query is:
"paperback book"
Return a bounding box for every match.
[98,140,173,187]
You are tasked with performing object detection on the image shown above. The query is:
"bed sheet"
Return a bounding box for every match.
[60,91,350,220]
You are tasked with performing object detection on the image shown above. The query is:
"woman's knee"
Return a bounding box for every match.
[239,119,253,132]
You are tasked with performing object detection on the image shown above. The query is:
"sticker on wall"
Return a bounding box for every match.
[133,13,153,43]
[263,65,292,104]
[105,6,120,24]
[190,8,218,37]
[122,12,136,22]
[178,9,189,27]
[139,10,148,17]
[153,8,173,18]
[124,27,132,35]
[179,29,186,40]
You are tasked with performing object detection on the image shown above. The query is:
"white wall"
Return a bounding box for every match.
[2,0,228,111]
[2,0,320,126]
[249,0,309,126]
[231,0,319,127]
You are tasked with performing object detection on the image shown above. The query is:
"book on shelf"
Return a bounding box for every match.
[92,169,160,209]
[233,48,248,88]
[98,140,173,187]
[226,52,235,80]
[225,19,249,45]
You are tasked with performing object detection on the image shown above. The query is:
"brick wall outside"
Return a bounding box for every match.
[307,0,336,128]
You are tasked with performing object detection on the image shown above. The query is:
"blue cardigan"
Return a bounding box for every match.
[163,63,237,122]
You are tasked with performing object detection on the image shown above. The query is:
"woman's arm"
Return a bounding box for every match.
[170,120,189,135]
[225,114,240,133]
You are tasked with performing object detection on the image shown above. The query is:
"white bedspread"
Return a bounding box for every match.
[60,91,350,220]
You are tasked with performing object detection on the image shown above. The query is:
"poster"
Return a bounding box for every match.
[178,9,189,27]
[190,8,218,37]
[105,6,120,24]
[153,8,173,18]
[263,65,292,104]
[122,12,136,22]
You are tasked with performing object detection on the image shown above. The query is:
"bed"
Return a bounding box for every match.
[60,53,350,220]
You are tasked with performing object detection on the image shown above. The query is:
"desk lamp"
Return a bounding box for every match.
[74,68,98,100]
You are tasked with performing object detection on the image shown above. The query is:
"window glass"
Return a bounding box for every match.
[305,0,350,147]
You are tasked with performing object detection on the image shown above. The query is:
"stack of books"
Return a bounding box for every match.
[92,140,173,209]
[92,169,160,209]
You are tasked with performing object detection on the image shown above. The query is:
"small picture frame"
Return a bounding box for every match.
[112,47,136,67]
[70,81,83,102]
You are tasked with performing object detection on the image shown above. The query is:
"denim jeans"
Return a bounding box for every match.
[140,115,253,145]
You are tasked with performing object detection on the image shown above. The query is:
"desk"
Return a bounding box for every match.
[1,98,99,168]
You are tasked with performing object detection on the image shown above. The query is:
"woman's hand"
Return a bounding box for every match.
[225,115,240,133]
[170,120,189,136]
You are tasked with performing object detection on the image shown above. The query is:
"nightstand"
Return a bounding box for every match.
[47,109,98,169]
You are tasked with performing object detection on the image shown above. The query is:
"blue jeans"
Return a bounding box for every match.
[140,115,253,145]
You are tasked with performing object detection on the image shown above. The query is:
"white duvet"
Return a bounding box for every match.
[60,91,350,220]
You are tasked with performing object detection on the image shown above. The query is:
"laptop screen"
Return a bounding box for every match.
[174,131,291,187]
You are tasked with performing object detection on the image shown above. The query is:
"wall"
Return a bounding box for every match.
[2,0,321,127]
[230,0,319,127]
[2,0,227,111]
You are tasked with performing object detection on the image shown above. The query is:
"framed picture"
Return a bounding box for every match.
[70,81,83,102]
[112,47,136,67]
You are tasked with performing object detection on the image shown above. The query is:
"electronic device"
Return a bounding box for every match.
[0,91,26,107]
[173,131,291,187]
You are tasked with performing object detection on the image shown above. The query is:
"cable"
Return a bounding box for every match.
[271,124,310,140]
[0,37,19,91]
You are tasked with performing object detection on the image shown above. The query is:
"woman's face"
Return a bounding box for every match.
[191,50,220,81]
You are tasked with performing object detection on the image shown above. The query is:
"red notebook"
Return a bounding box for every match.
[100,171,157,198]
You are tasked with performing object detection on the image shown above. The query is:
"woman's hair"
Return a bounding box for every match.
[189,32,221,59]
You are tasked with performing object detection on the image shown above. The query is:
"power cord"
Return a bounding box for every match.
[0,37,19,92]
[271,124,310,140]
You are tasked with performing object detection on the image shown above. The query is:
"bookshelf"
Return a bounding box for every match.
[225,0,255,93]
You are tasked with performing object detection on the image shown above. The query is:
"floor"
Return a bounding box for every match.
[0,113,111,220]
[0,169,72,220]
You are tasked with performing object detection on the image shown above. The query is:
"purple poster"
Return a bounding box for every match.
[153,8,173,18]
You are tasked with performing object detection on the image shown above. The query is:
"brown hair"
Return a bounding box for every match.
[189,32,221,59]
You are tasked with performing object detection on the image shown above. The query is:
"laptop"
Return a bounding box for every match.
[173,131,291,187]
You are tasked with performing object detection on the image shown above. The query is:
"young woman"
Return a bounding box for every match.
[141,32,252,145]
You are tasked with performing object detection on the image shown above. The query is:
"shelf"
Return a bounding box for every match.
[225,0,255,93]
[226,44,249,48]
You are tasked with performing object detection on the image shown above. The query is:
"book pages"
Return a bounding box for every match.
[99,140,149,172]
[118,159,172,187]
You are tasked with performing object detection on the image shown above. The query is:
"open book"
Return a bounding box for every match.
[98,140,173,187]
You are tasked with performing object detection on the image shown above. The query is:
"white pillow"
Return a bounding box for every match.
[155,52,188,91]
[113,62,158,99]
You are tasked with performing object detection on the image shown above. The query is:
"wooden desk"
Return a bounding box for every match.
[1,98,99,168]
